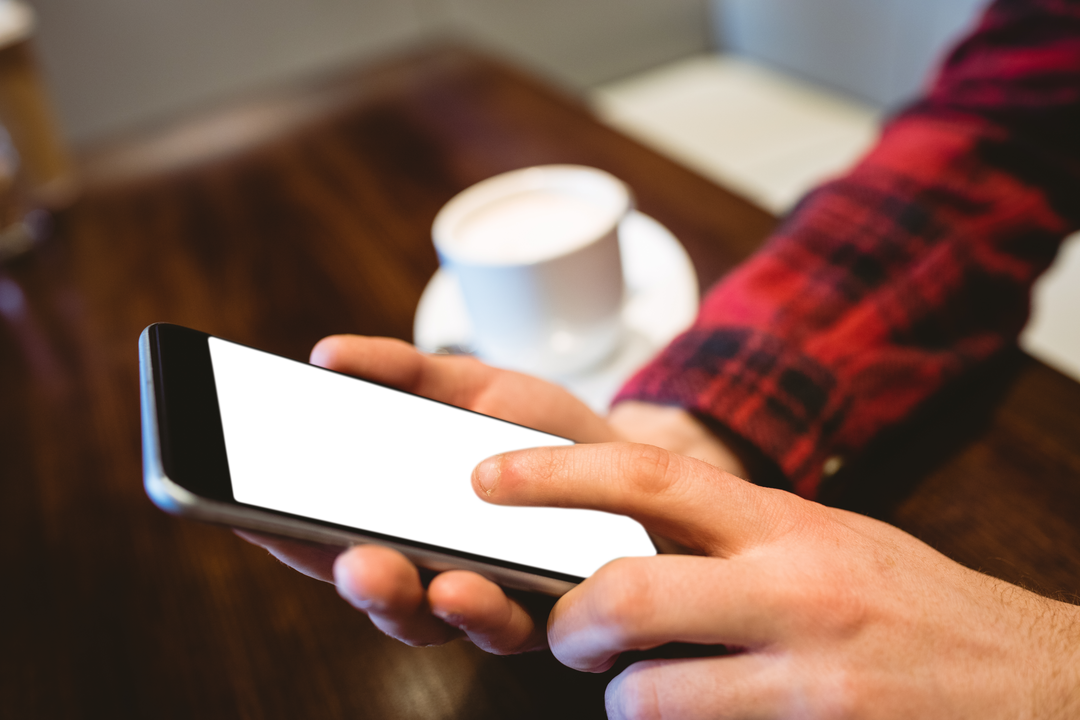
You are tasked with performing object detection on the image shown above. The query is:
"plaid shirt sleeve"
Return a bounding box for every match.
[614,0,1080,499]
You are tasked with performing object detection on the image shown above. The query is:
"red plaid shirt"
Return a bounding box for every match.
[616,0,1080,498]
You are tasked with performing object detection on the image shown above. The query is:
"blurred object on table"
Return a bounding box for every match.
[0,122,38,262]
[0,0,75,209]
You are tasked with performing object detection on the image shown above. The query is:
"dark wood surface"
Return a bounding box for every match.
[2,45,1078,718]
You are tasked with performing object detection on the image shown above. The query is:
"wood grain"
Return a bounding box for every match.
[1,45,1076,718]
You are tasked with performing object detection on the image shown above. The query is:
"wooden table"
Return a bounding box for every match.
[3,45,1078,718]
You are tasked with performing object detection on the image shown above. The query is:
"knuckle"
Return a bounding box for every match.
[773,558,863,619]
[621,444,678,498]
[809,585,868,639]
[808,539,872,636]
[804,665,863,720]
[768,560,870,640]
[749,488,810,545]
[588,559,656,641]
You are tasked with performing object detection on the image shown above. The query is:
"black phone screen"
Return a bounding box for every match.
[193,333,655,579]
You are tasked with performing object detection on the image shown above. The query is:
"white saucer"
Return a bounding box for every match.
[413,211,699,412]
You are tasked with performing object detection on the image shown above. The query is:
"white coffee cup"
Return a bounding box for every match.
[432,165,631,377]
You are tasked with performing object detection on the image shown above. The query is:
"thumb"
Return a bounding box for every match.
[309,335,426,389]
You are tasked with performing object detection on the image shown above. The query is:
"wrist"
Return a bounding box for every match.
[607,401,748,478]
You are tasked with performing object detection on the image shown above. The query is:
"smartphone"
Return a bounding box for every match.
[139,323,656,596]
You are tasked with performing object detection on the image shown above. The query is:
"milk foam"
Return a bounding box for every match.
[451,189,615,264]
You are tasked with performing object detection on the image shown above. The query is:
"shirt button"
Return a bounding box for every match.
[822,456,845,477]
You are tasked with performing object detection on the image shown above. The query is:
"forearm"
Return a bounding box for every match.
[1039,600,1080,718]
[999,585,1080,718]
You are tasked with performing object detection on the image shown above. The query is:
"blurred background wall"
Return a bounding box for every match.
[16,0,1078,379]
[712,0,991,109]
[26,0,995,145]
[26,0,710,145]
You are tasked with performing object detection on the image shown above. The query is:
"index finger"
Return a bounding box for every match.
[473,443,797,556]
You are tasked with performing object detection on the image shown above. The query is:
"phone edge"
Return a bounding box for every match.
[138,324,576,597]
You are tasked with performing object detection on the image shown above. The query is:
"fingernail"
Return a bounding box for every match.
[475,457,501,496]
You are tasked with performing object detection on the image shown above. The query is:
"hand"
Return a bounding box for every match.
[241,335,747,653]
[474,443,1080,719]
[242,335,738,653]
[241,334,614,651]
